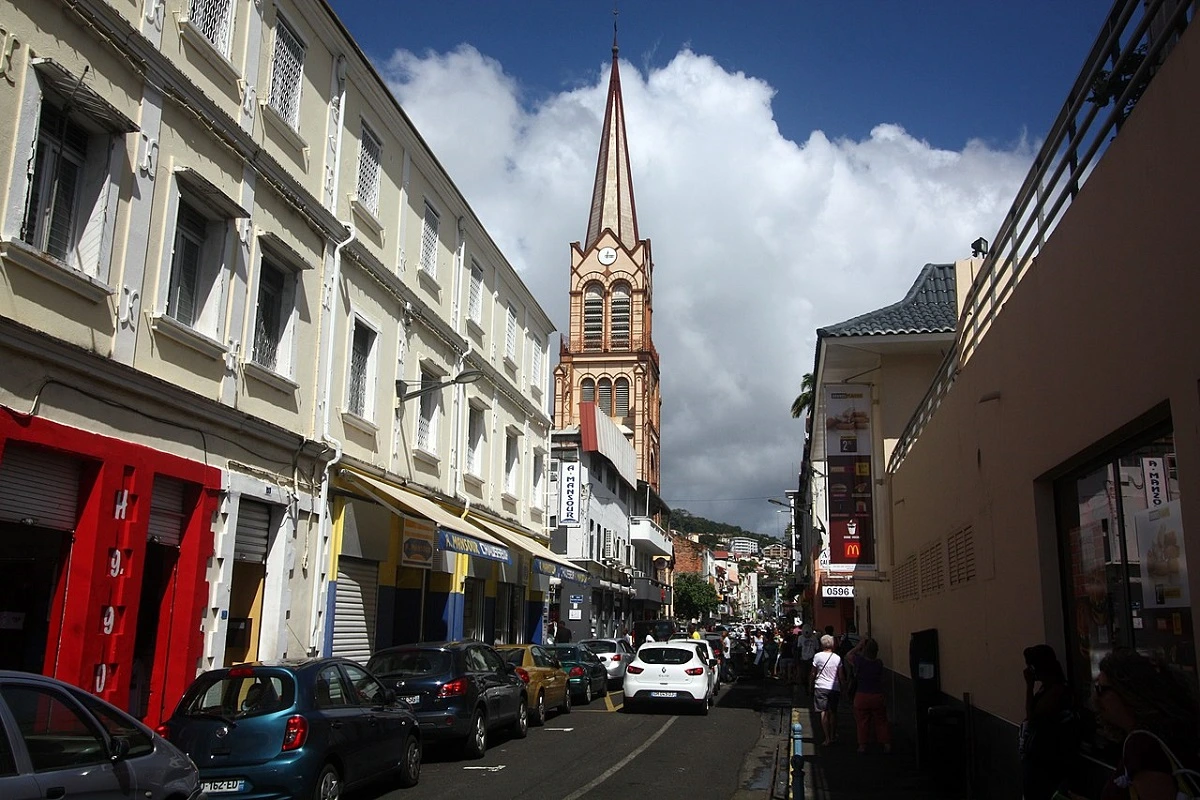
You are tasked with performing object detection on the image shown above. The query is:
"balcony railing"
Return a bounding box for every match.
[560,334,660,365]
[630,516,672,556]
[889,0,1194,472]
[633,575,671,604]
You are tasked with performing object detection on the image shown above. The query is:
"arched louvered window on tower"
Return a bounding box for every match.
[610,283,631,349]
[581,378,595,403]
[583,284,603,350]
[598,379,613,416]
[615,377,630,417]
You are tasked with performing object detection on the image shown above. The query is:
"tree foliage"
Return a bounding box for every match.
[791,372,815,419]
[673,572,719,621]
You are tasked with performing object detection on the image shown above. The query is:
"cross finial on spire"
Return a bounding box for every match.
[612,5,619,55]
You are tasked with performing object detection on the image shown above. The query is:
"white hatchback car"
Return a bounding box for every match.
[667,637,721,694]
[622,642,715,714]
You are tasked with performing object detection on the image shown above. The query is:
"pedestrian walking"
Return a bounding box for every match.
[847,637,892,754]
[811,634,844,746]
[799,628,819,696]
[763,634,779,679]
[1019,644,1079,799]
[778,633,796,682]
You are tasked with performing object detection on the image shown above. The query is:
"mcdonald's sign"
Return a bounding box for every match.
[844,542,861,559]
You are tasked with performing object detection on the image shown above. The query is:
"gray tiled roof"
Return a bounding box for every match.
[818,263,957,337]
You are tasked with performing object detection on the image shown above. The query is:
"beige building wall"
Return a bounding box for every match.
[884,13,1200,728]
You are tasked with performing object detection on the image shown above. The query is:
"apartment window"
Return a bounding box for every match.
[252,258,287,370]
[356,122,381,216]
[268,16,305,130]
[583,284,603,350]
[468,261,483,323]
[611,282,631,349]
[189,0,234,56]
[169,201,225,330]
[615,377,630,417]
[419,202,439,278]
[347,319,376,418]
[467,405,485,477]
[504,433,518,495]
[533,453,545,509]
[505,303,518,362]
[598,379,613,416]
[19,66,138,279]
[416,370,439,452]
[531,340,543,389]
[581,378,595,403]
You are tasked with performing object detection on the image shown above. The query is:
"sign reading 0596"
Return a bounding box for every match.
[822,585,855,598]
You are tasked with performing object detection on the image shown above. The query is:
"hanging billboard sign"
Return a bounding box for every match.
[823,385,876,570]
[558,461,581,527]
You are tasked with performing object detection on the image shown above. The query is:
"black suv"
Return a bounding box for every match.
[367,641,528,759]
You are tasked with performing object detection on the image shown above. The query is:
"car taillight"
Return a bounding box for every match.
[515,668,530,684]
[626,665,644,674]
[438,678,469,698]
[228,667,255,678]
[610,654,622,662]
[154,724,169,740]
[281,715,308,751]
[685,667,705,676]
[568,666,584,678]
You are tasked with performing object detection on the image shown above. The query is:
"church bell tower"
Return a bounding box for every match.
[553,32,661,492]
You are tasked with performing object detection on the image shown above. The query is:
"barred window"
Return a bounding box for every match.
[167,202,211,328]
[468,261,483,322]
[268,16,305,130]
[583,284,603,350]
[252,259,286,370]
[615,377,630,416]
[189,0,234,56]
[348,321,375,418]
[416,370,438,452]
[581,378,595,403]
[419,202,439,278]
[611,283,631,349]
[356,123,381,216]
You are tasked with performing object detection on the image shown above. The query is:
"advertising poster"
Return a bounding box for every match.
[824,385,875,570]
[1135,500,1190,609]
[401,516,435,570]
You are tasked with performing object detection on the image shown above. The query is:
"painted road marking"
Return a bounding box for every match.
[543,727,575,731]
[560,716,677,800]
[462,766,506,772]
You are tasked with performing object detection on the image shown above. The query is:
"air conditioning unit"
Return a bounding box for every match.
[602,530,614,560]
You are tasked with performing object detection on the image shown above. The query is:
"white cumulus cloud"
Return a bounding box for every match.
[379,44,1034,536]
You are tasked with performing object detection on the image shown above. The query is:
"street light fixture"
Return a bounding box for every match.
[396,369,484,403]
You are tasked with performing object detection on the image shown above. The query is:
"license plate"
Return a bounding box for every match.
[201,779,246,794]
[401,695,420,705]
[650,691,676,698]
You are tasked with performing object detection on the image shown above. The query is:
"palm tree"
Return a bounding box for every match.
[790,373,814,419]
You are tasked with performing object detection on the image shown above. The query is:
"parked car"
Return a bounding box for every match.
[367,641,527,759]
[546,644,608,704]
[494,643,571,725]
[579,638,636,684]
[0,670,203,800]
[667,637,722,694]
[160,658,420,799]
[623,642,715,715]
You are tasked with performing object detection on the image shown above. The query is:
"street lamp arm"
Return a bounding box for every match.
[397,369,484,403]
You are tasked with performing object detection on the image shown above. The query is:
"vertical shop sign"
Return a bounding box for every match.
[1142,458,1167,508]
[1135,499,1190,609]
[558,461,581,527]
[823,386,876,570]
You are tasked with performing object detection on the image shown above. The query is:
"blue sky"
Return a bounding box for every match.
[327,0,1111,536]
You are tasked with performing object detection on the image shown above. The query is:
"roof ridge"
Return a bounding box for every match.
[817,263,957,338]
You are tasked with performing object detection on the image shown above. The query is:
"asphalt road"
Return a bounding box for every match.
[354,675,775,800]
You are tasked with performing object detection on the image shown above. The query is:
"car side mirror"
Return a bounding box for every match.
[108,736,131,762]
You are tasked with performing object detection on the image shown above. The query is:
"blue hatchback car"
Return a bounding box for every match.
[160,658,420,799]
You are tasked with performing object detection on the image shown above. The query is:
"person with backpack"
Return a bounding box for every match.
[810,634,844,745]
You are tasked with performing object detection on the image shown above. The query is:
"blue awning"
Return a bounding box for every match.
[437,528,511,564]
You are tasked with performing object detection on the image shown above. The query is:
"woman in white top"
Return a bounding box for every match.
[810,634,844,745]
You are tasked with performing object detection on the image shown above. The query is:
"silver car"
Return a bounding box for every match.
[580,638,636,683]
[0,671,204,800]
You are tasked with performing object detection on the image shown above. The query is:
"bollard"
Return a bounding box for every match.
[791,721,805,799]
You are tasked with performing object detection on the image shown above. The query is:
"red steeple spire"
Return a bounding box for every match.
[585,30,639,251]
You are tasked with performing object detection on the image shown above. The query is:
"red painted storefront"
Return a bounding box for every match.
[0,408,220,725]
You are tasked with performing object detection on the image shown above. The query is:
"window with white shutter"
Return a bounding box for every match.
[533,453,545,509]
[505,303,517,361]
[598,379,613,416]
[416,369,438,452]
[467,406,485,477]
[531,341,543,389]
[356,123,381,216]
[504,434,518,495]
[581,378,595,403]
[419,202,439,278]
[468,261,483,322]
[268,16,305,130]
[615,377,630,417]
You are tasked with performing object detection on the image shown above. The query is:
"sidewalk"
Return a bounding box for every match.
[786,682,949,800]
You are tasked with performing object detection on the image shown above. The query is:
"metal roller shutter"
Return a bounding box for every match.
[234,500,272,563]
[0,443,82,531]
[147,476,186,547]
[331,557,378,664]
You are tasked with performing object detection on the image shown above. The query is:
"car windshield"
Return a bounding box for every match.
[367,650,452,677]
[496,648,526,666]
[638,648,694,665]
[550,646,580,661]
[582,640,615,653]
[180,670,293,720]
